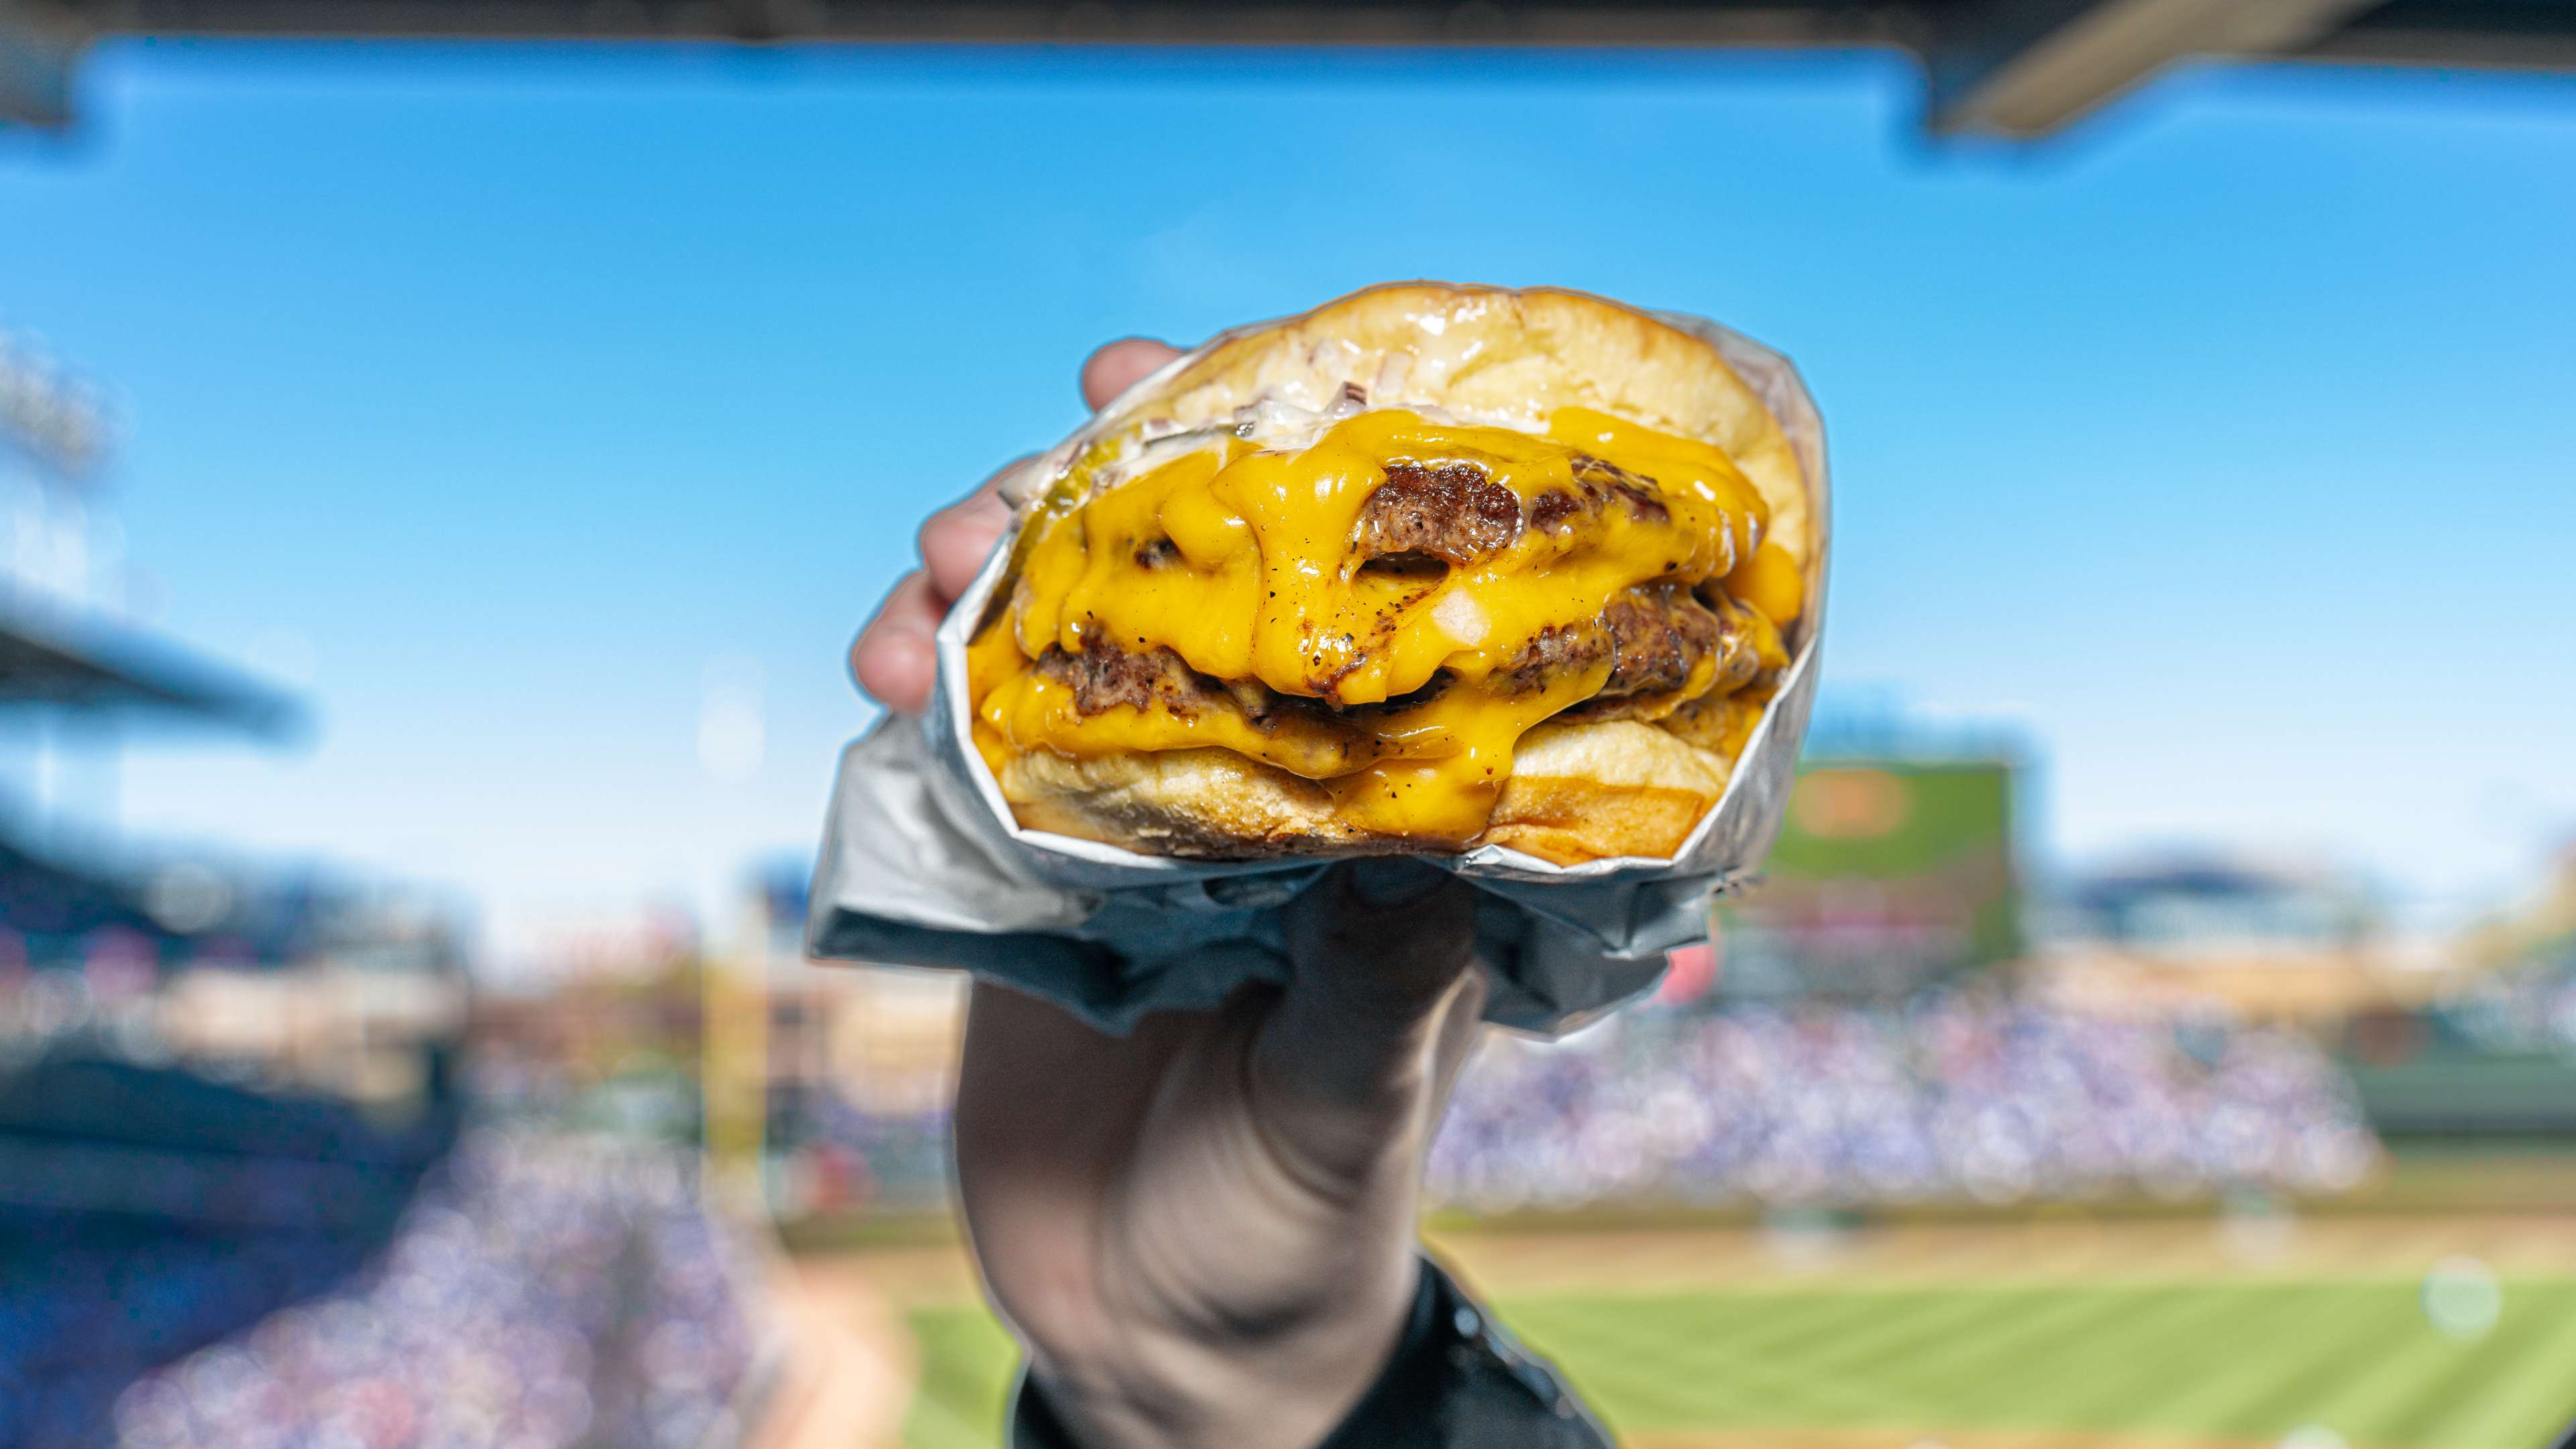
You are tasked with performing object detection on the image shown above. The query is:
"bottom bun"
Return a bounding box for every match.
[1480,720,1733,865]
[997,719,1734,865]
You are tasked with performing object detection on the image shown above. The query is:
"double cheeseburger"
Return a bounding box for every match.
[966,283,1814,865]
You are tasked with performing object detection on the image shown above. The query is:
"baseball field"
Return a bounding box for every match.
[802,1211,2576,1449]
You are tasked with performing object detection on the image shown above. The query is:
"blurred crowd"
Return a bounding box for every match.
[2436,952,2576,1057]
[775,994,2381,1216]
[764,1080,952,1218]
[105,1132,768,1449]
[1428,996,2381,1212]
[0,993,2394,1449]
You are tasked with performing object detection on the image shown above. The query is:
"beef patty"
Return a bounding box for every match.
[1501,582,1739,705]
[1354,461,1523,568]
[1354,456,1675,572]
[1599,583,1724,697]
[1039,633,1458,719]
[1036,636,1232,718]
[1529,453,1671,536]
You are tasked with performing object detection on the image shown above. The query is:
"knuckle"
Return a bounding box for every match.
[915,509,955,560]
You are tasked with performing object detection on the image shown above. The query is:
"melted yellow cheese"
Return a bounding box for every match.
[1723,541,1805,630]
[977,406,1797,846]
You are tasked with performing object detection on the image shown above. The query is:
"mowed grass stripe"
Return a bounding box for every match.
[1507,1283,2084,1428]
[2282,1281,2574,1446]
[1818,1284,2167,1422]
[2055,1283,2404,1439]
[1731,1279,2037,1379]
[1497,1281,2576,1449]
[1725,1285,2160,1426]
[1507,1284,2159,1432]
[1888,1282,2269,1432]
[1505,1293,1885,1425]
[2367,1281,2576,1449]
[1584,1279,2045,1422]
[901,1307,1018,1449]
[2181,1283,2447,1440]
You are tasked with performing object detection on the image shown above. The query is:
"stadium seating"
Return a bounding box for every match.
[779,996,2382,1216]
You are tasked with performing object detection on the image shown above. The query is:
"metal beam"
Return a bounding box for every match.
[49,1,1904,46]
[13,0,2576,140]
[1,606,309,740]
[1925,0,2387,139]
[0,0,78,126]
[2297,0,2576,68]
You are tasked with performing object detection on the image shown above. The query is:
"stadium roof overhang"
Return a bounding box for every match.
[0,603,306,740]
[6,0,2575,134]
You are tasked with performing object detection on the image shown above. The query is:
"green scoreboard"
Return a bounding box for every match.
[1713,757,2023,1001]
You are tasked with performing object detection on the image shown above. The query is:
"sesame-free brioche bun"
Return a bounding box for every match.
[975,282,1813,865]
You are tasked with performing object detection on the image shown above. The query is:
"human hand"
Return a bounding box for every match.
[847,340,1171,716]
[848,340,1488,1449]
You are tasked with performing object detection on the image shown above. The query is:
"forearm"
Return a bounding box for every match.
[1008,1177,1422,1449]
[1018,1260,1416,1449]
[955,874,1501,1449]
[1011,1258,1611,1449]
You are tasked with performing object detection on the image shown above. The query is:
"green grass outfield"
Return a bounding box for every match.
[894,1277,2576,1449]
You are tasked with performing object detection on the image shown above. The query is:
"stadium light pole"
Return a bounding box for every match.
[700,879,771,1215]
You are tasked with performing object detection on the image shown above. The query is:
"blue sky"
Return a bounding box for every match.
[3,42,2572,951]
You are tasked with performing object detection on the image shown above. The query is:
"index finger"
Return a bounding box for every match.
[919,467,1018,605]
[918,339,1183,603]
[1081,338,1182,411]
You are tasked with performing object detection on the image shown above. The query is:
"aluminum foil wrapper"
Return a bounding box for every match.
[808,307,1829,1036]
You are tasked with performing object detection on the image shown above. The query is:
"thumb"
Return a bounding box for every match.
[1249,861,1481,1183]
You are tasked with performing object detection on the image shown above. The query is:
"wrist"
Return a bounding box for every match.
[1018,1256,1419,1449]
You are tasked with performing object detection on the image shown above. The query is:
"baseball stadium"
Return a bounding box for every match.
[8,7,2576,1449]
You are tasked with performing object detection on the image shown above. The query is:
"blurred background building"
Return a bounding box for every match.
[0,329,782,1449]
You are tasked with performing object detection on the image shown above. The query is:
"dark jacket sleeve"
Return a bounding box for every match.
[1008,1256,1612,1449]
